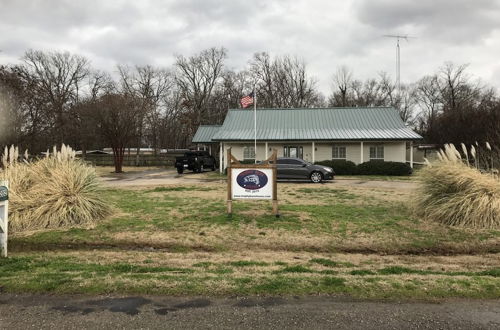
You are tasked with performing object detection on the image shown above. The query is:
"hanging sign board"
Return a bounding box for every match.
[232,168,273,199]
[226,148,278,216]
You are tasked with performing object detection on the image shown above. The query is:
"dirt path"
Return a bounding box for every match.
[0,294,498,329]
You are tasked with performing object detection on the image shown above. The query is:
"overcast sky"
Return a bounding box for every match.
[1,0,499,94]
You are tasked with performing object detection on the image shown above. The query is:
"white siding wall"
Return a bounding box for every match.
[223,142,267,167]
[310,141,407,163]
[315,143,362,163]
[367,141,406,162]
[222,141,407,168]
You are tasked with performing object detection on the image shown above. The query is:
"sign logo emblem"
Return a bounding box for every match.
[0,186,8,202]
[236,170,268,190]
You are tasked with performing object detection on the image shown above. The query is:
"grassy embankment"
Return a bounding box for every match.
[3,180,500,298]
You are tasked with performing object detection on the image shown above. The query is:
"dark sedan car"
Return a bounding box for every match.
[276,158,334,183]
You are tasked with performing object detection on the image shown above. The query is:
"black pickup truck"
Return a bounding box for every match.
[174,151,217,174]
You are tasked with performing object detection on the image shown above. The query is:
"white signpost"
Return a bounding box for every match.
[0,180,8,257]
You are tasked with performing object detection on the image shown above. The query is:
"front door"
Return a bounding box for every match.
[284,146,303,159]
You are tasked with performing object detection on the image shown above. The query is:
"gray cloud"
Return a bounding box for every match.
[0,0,499,95]
[353,0,500,43]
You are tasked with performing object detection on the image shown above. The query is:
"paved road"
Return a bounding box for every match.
[1,294,499,329]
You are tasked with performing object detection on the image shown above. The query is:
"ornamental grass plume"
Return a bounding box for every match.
[415,144,500,229]
[461,143,469,165]
[0,144,111,232]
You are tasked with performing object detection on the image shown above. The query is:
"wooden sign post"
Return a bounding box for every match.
[227,148,279,217]
[0,180,9,258]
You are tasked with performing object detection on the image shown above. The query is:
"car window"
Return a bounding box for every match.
[277,158,304,165]
[288,159,304,165]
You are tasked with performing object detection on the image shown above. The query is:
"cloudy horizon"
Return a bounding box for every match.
[1,0,499,95]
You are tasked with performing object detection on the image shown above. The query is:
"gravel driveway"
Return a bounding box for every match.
[99,168,221,187]
[99,168,419,191]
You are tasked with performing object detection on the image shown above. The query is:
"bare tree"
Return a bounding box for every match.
[0,65,52,151]
[70,71,116,157]
[415,75,441,132]
[206,70,252,124]
[250,52,322,108]
[93,93,141,173]
[0,67,25,146]
[89,70,115,100]
[329,65,353,107]
[175,47,226,139]
[118,65,174,159]
[425,62,483,121]
[19,50,90,144]
[250,52,274,107]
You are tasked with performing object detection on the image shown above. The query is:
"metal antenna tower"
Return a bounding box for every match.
[383,34,415,94]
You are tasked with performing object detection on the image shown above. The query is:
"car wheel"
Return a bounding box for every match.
[310,171,323,183]
[177,167,184,174]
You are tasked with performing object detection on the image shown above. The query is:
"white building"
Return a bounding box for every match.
[192,107,422,173]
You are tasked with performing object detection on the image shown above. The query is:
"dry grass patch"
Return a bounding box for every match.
[415,144,500,229]
[1,145,111,232]
[5,249,500,297]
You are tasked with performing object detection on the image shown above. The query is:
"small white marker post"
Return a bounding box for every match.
[0,180,9,258]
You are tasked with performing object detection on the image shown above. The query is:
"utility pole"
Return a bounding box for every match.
[383,35,415,95]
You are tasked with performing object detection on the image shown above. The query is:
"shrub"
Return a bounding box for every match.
[356,161,412,176]
[315,160,357,175]
[0,145,112,232]
[414,144,500,229]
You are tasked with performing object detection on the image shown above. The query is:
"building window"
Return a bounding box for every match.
[243,146,255,160]
[332,145,346,159]
[369,145,384,160]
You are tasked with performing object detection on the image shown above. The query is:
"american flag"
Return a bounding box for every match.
[240,92,254,108]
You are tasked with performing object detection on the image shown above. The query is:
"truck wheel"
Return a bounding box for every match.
[177,167,184,174]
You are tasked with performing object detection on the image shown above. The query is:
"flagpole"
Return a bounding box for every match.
[254,83,257,164]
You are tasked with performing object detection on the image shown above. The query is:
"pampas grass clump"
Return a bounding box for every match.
[0,144,111,232]
[415,144,500,229]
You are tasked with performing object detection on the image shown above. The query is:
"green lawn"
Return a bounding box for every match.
[4,181,500,298]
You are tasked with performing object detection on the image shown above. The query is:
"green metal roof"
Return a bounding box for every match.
[211,107,422,141]
[192,125,221,143]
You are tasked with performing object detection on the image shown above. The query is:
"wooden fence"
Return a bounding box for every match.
[78,153,185,167]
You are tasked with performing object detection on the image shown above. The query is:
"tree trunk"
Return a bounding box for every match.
[113,147,124,173]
